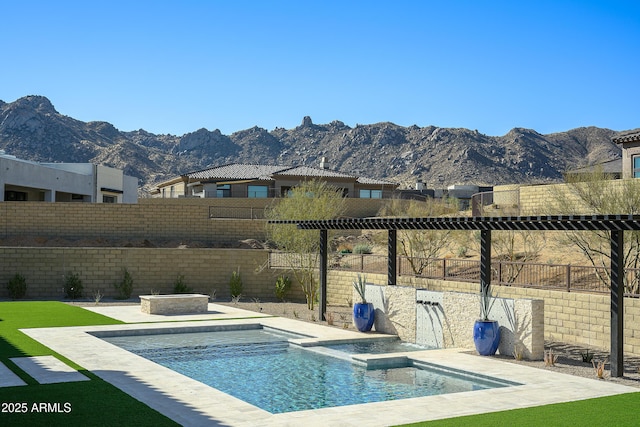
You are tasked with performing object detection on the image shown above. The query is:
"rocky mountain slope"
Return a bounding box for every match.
[0,95,624,195]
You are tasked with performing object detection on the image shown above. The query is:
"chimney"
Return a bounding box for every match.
[320,156,329,169]
[415,179,424,191]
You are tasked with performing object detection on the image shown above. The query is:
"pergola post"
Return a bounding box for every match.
[388,229,397,286]
[319,229,328,322]
[480,229,492,292]
[610,229,624,377]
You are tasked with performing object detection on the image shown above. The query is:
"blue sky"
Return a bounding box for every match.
[2,1,638,136]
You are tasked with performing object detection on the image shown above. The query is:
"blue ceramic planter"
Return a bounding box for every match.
[473,319,500,355]
[353,302,375,332]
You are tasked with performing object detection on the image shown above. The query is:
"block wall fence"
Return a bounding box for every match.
[494,180,639,215]
[0,198,385,243]
[0,247,307,302]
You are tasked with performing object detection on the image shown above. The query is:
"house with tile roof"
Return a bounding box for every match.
[151,158,398,199]
[613,130,640,178]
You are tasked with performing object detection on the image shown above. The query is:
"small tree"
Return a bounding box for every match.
[7,273,27,300]
[378,197,459,275]
[114,268,134,300]
[492,230,546,283]
[64,272,83,300]
[550,168,640,293]
[265,179,346,309]
[173,274,191,294]
[229,268,243,298]
[274,275,291,301]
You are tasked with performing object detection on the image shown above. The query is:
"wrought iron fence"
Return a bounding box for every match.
[471,189,520,217]
[267,251,640,297]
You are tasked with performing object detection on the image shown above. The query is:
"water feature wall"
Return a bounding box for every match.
[362,284,544,360]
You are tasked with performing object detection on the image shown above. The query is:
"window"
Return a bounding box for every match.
[248,185,268,198]
[359,189,382,199]
[4,191,27,201]
[217,184,231,198]
[103,195,117,203]
[633,156,640,178]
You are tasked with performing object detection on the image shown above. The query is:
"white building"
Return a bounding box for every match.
[0,151,138,203]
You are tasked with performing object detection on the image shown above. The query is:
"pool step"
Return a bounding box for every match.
[134,340,291,362]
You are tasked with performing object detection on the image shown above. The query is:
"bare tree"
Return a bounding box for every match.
[492,230,546,283]
[265,180,346,309]
[378,197,459,275]
[551,168,640,293]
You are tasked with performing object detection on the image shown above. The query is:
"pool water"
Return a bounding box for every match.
[103,328,515,414]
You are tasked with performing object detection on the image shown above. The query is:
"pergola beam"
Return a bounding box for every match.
[273,215,640,232]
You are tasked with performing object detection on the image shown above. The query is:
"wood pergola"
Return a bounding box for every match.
[270,214,640,377]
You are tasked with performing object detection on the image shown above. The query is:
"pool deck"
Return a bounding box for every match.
[20,303,638,427]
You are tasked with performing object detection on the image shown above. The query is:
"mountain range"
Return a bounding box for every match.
[0,95,626,196]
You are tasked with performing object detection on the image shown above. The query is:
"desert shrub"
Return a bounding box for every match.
[274,275,291,301]
[229,268,243,298]
[64,272,83,299]
[353,244,373,254]
[114,268,134,300]
[173,274,191,294]
[7,273,27,299]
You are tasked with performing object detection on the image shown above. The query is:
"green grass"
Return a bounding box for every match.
[0,301,179,426]
[398,392,640,426]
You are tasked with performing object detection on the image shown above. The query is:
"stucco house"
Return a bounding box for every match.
[0,151,138,203]
[613,130,640,178]
[152,158,398,199]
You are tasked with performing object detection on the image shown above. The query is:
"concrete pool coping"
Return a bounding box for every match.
[20,303,639,427]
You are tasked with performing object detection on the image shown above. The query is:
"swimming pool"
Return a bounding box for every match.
[102,326,518,414]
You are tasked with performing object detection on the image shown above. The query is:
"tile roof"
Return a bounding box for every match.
[566,158,621,174]
[273,165,356,179]
[356,176,397,185]
[182,163,398,187]
[613,130,640,144]
[185,164,284,181]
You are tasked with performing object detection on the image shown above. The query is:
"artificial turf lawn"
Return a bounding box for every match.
[398,391,640,426]
[0,301,180,426]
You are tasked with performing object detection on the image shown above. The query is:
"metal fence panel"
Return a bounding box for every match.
[267,252,640,297]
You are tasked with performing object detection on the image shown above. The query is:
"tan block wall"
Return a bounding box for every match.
[140,197,387,218]
[0,198,386,244]
[0,202,266,243]
[496,180,640,215]
[0,247,306,302]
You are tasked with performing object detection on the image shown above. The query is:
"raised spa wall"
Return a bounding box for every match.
[358,284,544,360]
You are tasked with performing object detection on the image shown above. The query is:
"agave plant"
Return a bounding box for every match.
[353,274,367,304]
[479,281,497,321]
